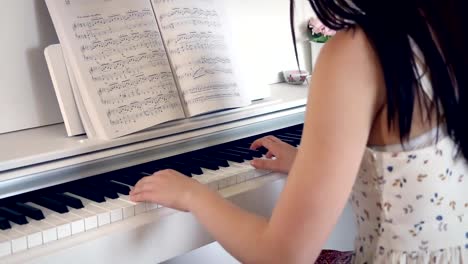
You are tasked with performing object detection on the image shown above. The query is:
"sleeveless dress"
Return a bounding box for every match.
[350,57,468,263]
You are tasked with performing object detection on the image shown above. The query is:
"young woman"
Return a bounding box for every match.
[130,0,468,263]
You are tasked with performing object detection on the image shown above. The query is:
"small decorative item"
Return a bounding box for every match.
[283,70,310,85]
[308,18,336,69]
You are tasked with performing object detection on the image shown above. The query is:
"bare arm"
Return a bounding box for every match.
[131,28,385,263]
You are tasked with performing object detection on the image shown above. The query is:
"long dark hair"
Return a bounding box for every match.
[291,0,468,158]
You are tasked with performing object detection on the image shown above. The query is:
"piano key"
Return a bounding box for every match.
[107,197,137,218]
[113,175,140,187]
[82,182,119,199]
[26,203,72,239]
[227,146,263,158]
[25,217,57,244]
[0,234,11,257]
[103,181,131,195]
[64,193,111,227]
[67,186,106,203]
[1,229,27,254]
[68,207,98,231]
[48,193,84,209]
[206,151,244,163]
[219,149,254,160]
[0,207,28,225]
[10,223,42,249]
[198,155,230,167]
[0,216,11,230]
[277,133,301,140]
[10,202,45,221]
[31,196,69,214]
[169,161,203,175]
[118,195,146,216]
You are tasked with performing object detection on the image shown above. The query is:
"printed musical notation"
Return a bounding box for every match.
[154,0,245,110]
[70,6,182,127]
[81,30,162,61]
[107,95,181,126]
[158,8,219,23]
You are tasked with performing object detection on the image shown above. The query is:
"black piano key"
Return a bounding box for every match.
[189,157,220,170]
[49,193,84,209]
[257,147,269,155]
[205,151,244,163]
[220,149,254,160]
[0,217,11,230]
[32,196,69,214]
[199,155,230,167]
[0,207,28,225]
[280,133,302,140]
[11,202,45,220]
[105,181,131,195]
[113,175,140,186]
[171,161,203,175]
[83,182,119,199]
[274,135,300,145]
[228,146,263,158]
[68,186,106,203]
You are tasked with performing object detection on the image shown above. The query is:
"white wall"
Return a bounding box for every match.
[0,1,62,134]
[0,0,314,134]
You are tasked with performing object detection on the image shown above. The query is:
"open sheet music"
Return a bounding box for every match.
[46,0,250,139]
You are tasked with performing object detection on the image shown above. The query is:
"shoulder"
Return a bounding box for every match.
[318,27,379,73]
[314,27,386,108]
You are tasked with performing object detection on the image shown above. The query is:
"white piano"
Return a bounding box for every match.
[0,1,355,263]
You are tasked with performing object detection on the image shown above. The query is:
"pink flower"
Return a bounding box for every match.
[308,18,336,37]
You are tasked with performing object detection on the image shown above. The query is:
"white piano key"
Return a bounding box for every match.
[107,197,135,219]
[69,208,98,231]
[2,229,27,253]
[101,198,123,223]
[11,223,42,249]
[25,217,57,244]
[64,193,111,227]
[119,195,146,215]
[26,203,72,239]
[0,234,11,257]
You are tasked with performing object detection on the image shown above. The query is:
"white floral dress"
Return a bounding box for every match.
[351,134,468,263]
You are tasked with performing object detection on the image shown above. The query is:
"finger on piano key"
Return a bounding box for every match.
[118,195,147,216]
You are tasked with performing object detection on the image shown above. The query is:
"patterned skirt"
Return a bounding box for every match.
[315,250,354,264]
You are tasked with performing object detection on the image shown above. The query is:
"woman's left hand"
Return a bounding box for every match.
[129,169,206,212]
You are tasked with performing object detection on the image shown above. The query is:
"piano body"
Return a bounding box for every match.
[0,0,355,263]
[0,84,308,264]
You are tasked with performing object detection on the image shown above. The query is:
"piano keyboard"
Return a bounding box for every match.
[0,124,303,259]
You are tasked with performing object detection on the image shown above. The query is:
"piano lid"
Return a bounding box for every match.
[0,84,307,173]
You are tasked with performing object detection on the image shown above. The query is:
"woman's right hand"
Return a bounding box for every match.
[250,136,298,174]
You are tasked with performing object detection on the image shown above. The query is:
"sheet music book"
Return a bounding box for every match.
[45,0,251,140]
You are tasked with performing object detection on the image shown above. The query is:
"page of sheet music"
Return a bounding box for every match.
[152,0,251,117]
[46,0,185,139]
